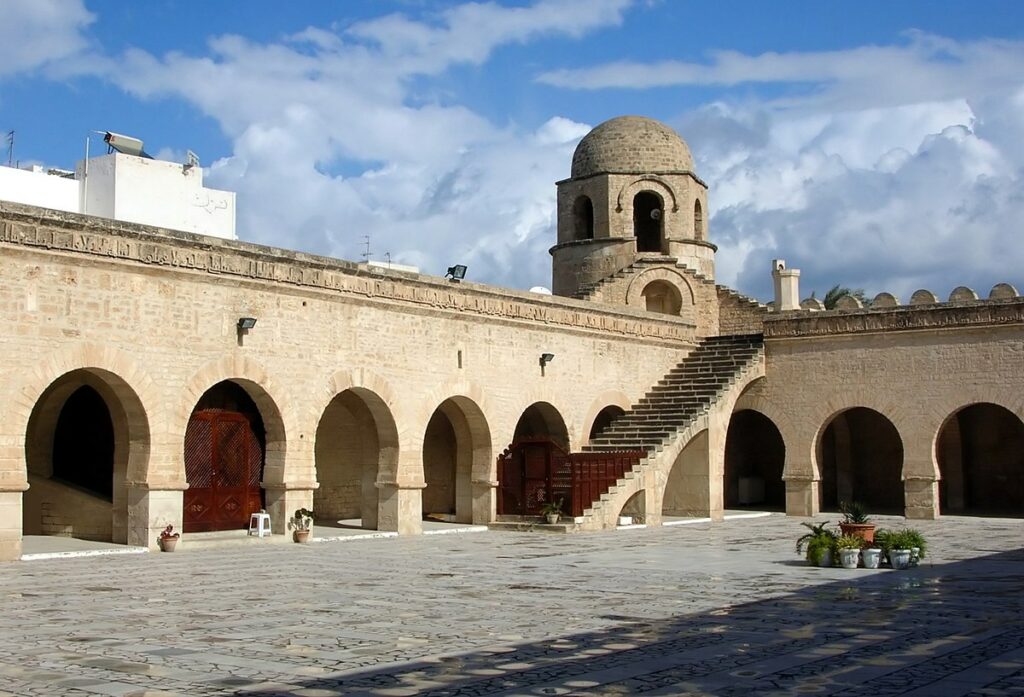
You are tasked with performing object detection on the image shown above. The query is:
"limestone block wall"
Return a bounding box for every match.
[0,202,700,558]
[739,300,1024,519]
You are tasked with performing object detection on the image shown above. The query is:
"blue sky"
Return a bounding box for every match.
[3,1,1023,301]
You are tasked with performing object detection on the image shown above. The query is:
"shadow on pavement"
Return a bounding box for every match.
[236,547,1024,696]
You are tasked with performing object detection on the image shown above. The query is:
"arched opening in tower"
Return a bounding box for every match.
[641,280,682,315]
[937,403,1024,516]
[724,409,785,510]
[633,191,663,253]
[573,195,594,240]
[819,407,904,514]
[693,199,704,240]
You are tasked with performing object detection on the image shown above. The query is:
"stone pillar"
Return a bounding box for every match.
[471,478,496,525]
[0,483,27,561]
[263,483,316,535]
[771,259,801,311]
[377,482,424,535]
[785,476,819,516]
[126,484,185,549]
[904,477,939,520]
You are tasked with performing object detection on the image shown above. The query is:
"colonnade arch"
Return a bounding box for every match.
[724,409,785,510]
[936,402,1024,516]
[314,387,399,530]
[23,367,150,543]
[818,407,904,514]
[422,396,491,524]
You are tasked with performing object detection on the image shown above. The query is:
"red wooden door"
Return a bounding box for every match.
[497,439,562,515]
[184,410,264,532]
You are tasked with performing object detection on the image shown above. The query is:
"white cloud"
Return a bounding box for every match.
[0,0,95,77]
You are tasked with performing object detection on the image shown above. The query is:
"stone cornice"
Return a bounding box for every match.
[764,300,1024,338]
[0,202,696,345]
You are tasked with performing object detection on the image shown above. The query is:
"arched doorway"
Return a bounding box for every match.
[589,405,625,443]
[937,403,1024,516]
[499,402,570,515]
[183,381,267,532]
[641,280,682,315]
[422,397,491,523]
[23,368,147,543]
[633,191,663,253]
[314,388,398,530]
[819,407,904,514]
[724,410,785,510]
[573,195,594,240]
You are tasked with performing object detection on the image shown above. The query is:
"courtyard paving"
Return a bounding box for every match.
[0,514,1021,696]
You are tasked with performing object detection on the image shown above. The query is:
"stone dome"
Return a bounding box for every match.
[571,116,694,178]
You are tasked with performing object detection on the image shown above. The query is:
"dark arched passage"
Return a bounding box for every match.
[937,403,1024,516]
[724,409,785,510]
[633,191,663,253]
[573,195,594,240]
[819,407,904,514]
[588,405,625,443]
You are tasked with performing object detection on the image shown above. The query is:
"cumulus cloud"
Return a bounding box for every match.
[0,0,95,77]
[83,2,622,287]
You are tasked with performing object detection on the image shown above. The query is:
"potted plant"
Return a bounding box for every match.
[886,529,915,570]
[901,528,927,565]
[861,544,883,569]
[796,521,837,567]
[835,535,862,569]
[289,508,314,543]
[838,501,876,544]
[540,498,563,525]
[158,524,180,552]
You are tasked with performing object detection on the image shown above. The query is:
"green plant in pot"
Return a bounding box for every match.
[796,521,837,567]
[887,528,927,568]
[289,508,314,543]
[835,535,863,569]
[838,501,876,544]
[540,498,563,524]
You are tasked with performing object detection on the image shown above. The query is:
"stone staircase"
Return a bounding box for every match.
[573,257,676,300]
[584,334,764,453]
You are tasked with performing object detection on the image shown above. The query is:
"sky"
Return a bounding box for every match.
[2,0,1023,302]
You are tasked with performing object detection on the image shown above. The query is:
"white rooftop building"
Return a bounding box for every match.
[0,132,236,239]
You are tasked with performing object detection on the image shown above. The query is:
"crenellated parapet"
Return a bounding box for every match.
[768,284,1024,338]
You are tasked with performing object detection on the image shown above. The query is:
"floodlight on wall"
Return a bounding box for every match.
[540,352,555,367]
[237,317,257,330]
[446,264,468,282]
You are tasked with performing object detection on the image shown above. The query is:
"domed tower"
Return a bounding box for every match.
[550,116,713,298]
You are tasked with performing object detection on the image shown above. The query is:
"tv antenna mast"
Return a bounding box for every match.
[5,131,13,167]
[361,235,372,262]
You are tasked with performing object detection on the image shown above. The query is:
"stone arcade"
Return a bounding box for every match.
[0,115,1021,560]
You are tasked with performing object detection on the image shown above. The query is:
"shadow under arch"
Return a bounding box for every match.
[818,406,905,514]
[513,401,569,451]
[936,401,1024,517]
[724,408,786,511]
[314,385,400,530]
[422,395,492,524]
[23,366,151,544]
[582,391,632,446]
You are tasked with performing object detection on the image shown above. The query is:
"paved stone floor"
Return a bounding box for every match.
[0,514,1021,696]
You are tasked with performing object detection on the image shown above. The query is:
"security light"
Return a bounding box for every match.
[237,317,257,330]
[540,353,555,366]
[446,264,468,282]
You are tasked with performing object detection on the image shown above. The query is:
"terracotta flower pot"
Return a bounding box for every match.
[838,523,875,544]
[158,537,178,552]
[293,529,311,543]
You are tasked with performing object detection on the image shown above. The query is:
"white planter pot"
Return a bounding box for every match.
[862,548,882,569]
[545,513,560,525]
[839,548,860,569]
[618,516,633,526]
[910,547,921,566]
[890,549,912,570]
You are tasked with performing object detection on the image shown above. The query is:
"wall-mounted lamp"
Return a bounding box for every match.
[445,264,468,282]
[540,352,555,366]
[237,317,257,330]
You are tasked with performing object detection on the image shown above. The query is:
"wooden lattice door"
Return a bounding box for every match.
[183,410,264,532]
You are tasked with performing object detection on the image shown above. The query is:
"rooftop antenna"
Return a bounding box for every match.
[384,252,391,268]
[5,131,13,167]
[361,235,372,262]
